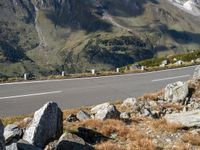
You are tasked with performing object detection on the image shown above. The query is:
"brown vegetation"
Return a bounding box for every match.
[182,132,200,146]
[140,90,164,101]
[150,119,182,133]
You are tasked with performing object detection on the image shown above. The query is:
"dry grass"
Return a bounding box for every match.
[150,119,182,133]
[140,90,164,101]
[95,141,125,150]
[182,132,200,146]
[162,103,183,111]
[1,115,31,126]
[171,142,192,150]
[76,119,155,149]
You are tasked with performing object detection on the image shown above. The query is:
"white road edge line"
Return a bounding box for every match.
[0,91,62,100]
[152,75,190,82]
[0,65,197,86]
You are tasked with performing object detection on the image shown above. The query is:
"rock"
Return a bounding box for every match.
[66,114,78,122]
[76,111,90,121]
[120,112,131,120]
[121,98,137,108]
[0,119,5,150]
[91,103,120,120]
[164,81,189,102]
[165,109,200,128]
[23,102,63,148]
[6,139,42,150]
[4,124,22,144]
[55,132,93,150]
[193,65,200,78]
[5,141,18,150]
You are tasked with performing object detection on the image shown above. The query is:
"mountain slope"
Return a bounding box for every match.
[1,0,200,77]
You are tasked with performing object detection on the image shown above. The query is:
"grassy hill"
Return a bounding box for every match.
[1,0,200,78]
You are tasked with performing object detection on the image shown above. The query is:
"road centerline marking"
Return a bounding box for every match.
[0,91,62,100]
[152,75,190,82]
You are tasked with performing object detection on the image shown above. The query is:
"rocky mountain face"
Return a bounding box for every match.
[1,0,200,77]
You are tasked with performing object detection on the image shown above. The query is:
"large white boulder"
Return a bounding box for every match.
[0,119,5,150]
[91,103,119,120]
[23,102,63,148]
[165,109,200,128]
[164,81,189,102]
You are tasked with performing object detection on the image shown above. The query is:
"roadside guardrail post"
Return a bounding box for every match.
[24,73,27,80]
[62,71,65,77]
[91,69,95,75]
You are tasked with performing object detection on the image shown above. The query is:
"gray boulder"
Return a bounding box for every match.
[91,103,120,120]
[4,124,22,144]
[76,111,90,121]
[6,140,42,150]
[55,132,92,150]
[165,109,200,128]
[193,65,200,78]
[164,81,188,102]
[0,119,5,150]
[23,102,63,148]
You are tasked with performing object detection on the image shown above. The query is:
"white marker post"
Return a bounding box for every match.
[24,73,27,81]
[116,68,119,73]
[61,71,65,77]
[91,69,95,75]
[141,66,145,71]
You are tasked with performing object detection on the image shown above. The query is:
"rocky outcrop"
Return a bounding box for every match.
[23,102,63,148]
[91,103,120,120]
[165,109,200,128]
[0,119,5,150]
[164,81,189,102]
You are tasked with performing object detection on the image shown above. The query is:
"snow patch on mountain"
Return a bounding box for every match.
[168,0,200,16]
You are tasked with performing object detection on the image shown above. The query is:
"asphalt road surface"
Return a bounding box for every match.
[0,66,197,116]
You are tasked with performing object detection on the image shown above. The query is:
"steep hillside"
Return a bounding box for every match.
[1,0,200,77]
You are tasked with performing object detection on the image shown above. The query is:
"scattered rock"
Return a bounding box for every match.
[165,109,200,128]
[55,132,93,150]
[66,114,78,122]
[193,65,200,78]
[121,97,137,108]
[76,111,91,121]
[120,112,131,120]
[0,119,5,150]
[4,124,22,144]
[91,103,120,120]
[164,81,189,102]
[23,102,63,148]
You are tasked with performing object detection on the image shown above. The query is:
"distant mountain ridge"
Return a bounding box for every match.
[1,0,200,77]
